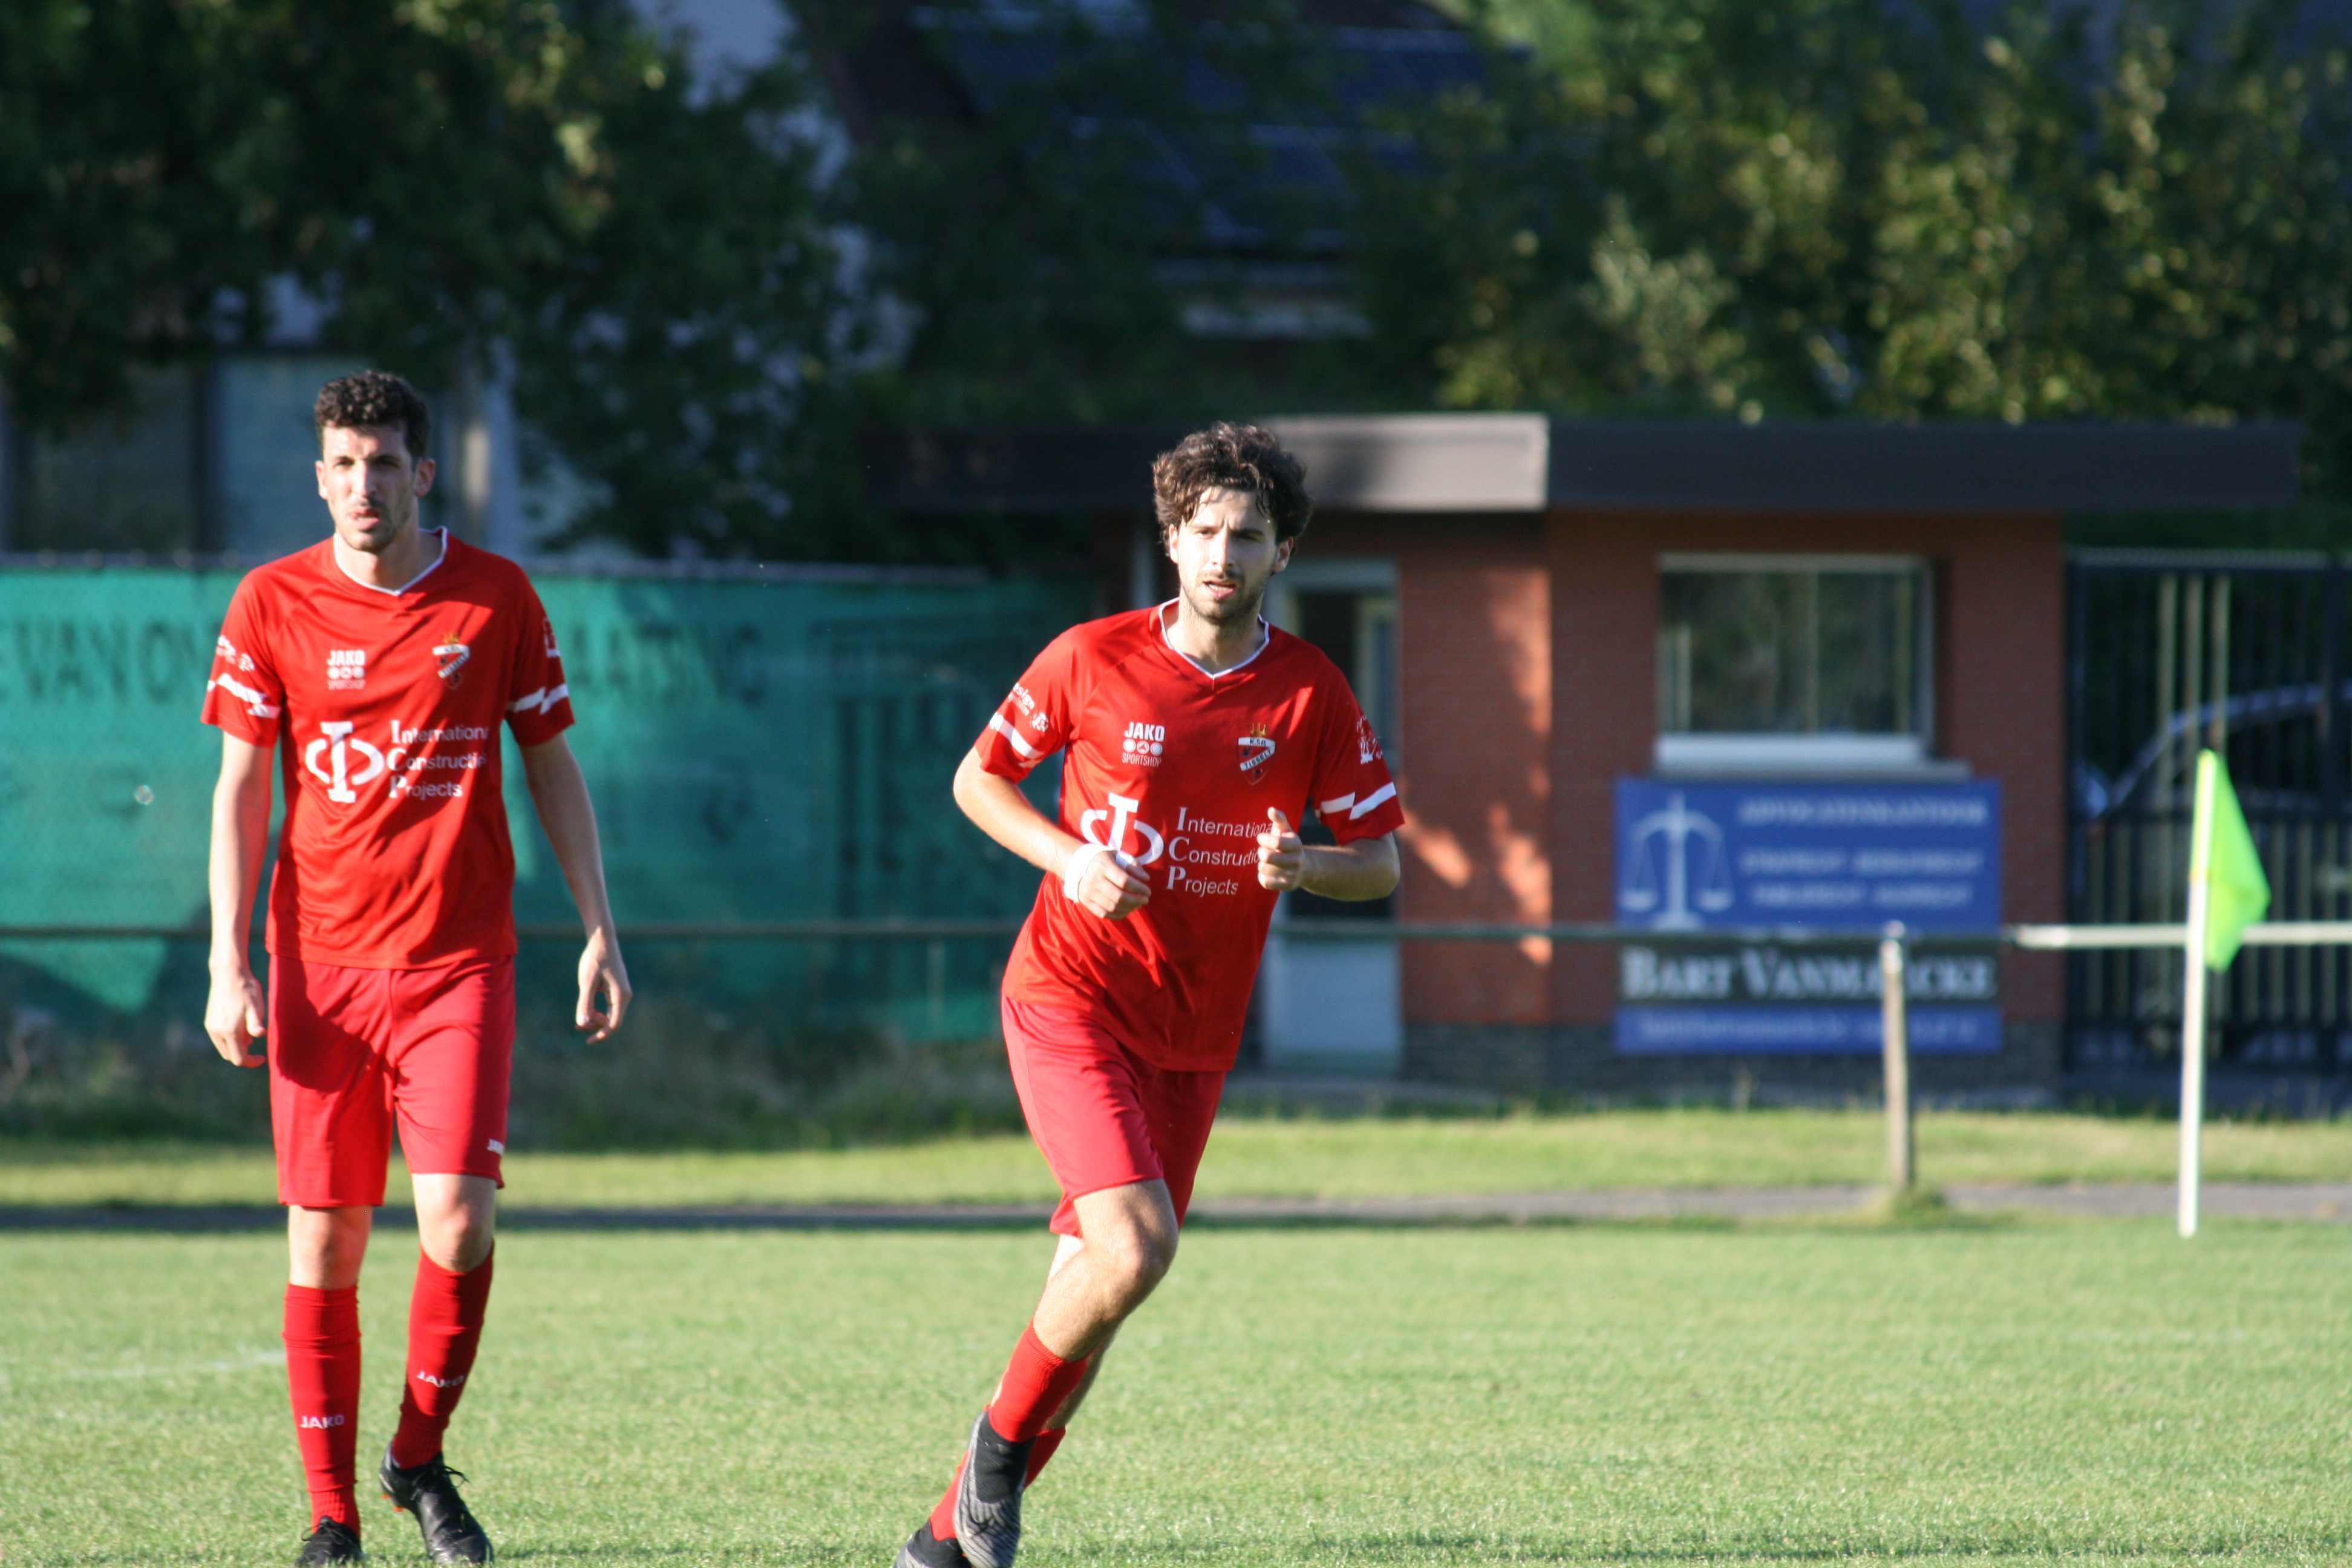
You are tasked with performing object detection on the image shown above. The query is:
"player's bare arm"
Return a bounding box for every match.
[1255,809,1400,899]
[204,731,274,1067]
[520,734,632,1042]
[953,748,1151,920]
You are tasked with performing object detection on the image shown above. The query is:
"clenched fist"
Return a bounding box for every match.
[1257,808,1304,892]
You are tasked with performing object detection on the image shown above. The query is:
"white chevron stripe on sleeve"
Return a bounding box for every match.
[988,712,1040,759]
[209,673,281,719]
[508,684,571,716]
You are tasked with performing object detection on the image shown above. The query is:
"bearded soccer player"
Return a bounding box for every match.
[203,371,630,1566]
[893,423,1403,1568]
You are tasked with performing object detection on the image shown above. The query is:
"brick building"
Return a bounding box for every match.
[884,414,2300,1099]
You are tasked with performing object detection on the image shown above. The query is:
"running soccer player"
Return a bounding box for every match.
[202,371,630,1566]
[894,423,1403,1568]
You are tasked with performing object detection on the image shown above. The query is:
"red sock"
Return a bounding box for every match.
[1024,1427,1068,1486]
[987,1322,1091,1441]
[283,1285,361,1530]
[923,1423,1073,1539]
[925,1321,1089,1539]
[926,1455,967,1541]
[388,1250,494,1470]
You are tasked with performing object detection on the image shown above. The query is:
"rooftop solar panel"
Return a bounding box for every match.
[909,4,1485,256]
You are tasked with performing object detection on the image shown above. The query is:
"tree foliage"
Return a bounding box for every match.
[814,1,1381,431]
[1,0,854,554]
[1369,0,2352,497]
[10,0,2350,560]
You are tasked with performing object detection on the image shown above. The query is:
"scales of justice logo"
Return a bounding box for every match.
[1619,791,1736,930]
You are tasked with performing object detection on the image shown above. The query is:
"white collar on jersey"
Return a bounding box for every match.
[332,528,449,597]
[1158,597,1272,678]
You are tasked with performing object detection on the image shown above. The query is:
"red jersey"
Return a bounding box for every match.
[976,604,1404,1071]
[201,534,573,968]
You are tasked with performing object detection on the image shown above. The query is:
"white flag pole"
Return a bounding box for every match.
[2179,817,2211,1241]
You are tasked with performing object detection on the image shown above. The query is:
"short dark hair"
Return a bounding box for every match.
[315,370,431,461]
[1152,423,1312,545]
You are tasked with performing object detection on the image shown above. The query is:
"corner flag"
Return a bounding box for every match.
[2179,748,2269,1239]
[2190,750,2270,969]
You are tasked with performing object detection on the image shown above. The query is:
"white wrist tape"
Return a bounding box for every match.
[1063,842,1114,900]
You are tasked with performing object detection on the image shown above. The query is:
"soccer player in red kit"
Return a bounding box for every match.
[202,371,631,1566]
[893,423,1403,1568]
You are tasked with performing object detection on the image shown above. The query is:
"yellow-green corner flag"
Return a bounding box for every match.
[2191,750,2270,969]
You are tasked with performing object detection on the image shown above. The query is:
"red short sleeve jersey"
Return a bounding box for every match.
[201,534,573,968]
[976,604,1404,1071]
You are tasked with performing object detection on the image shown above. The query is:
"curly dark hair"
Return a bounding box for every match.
[314,370,431,461]
[1151,423,1312,545]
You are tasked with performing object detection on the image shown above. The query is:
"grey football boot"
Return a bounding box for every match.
[950,1411,1037,1568]
[893,1521,973,1568]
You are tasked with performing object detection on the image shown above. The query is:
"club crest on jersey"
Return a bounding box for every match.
[1121,720,1166,768]
[1238,727,1276,777]
[325,648,366,690]
[434,639,471,688]
[1357,714,1383,765]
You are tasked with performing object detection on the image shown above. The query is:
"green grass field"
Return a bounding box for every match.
[6,1106,2351,1207]
[7,1216,2350,1566]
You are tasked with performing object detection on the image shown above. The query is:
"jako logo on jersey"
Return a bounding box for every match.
[305,722,385,803]
[298,1414,347,1429]
[326,648,366,690]
[1238,727,1276,777]
[434,639,471,688]
[1121,720,1166,767]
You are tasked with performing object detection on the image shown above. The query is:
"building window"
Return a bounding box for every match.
[1270,557,1397,918]
[1656,554,1939,775]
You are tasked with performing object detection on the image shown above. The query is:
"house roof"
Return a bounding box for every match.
[873,414,2305,514]
[813,1,1481,250]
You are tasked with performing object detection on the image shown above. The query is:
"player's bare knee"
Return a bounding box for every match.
[414,1202,495,1272]
[1094,1221,1177,1302]
[419,1208,494,1272]
[413,1174,497,1271]
[288,1206,371,1288]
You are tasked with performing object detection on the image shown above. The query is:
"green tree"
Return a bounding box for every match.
[811,1,1403,431]
[1,0,857,555]
[1369,0,2352,499]
[1,0,282,421]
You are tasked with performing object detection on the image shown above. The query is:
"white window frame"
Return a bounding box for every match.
[1654,552,1962,779]
[1268,555,1399,762]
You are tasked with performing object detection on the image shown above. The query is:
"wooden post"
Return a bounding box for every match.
[1880,922,1913,1195]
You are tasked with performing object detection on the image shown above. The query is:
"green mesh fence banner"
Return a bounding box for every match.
[0,567,1086,1014]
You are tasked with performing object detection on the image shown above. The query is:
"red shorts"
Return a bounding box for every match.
[267,955,515,1208]
[1001,998,1226,1239]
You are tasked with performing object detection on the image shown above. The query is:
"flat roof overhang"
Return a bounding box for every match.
[874,414,2303,515]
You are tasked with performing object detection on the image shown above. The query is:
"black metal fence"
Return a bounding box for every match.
[2068,550,2352,1074]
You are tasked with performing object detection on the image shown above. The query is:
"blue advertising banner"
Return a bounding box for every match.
[1612,779,2003,1055]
